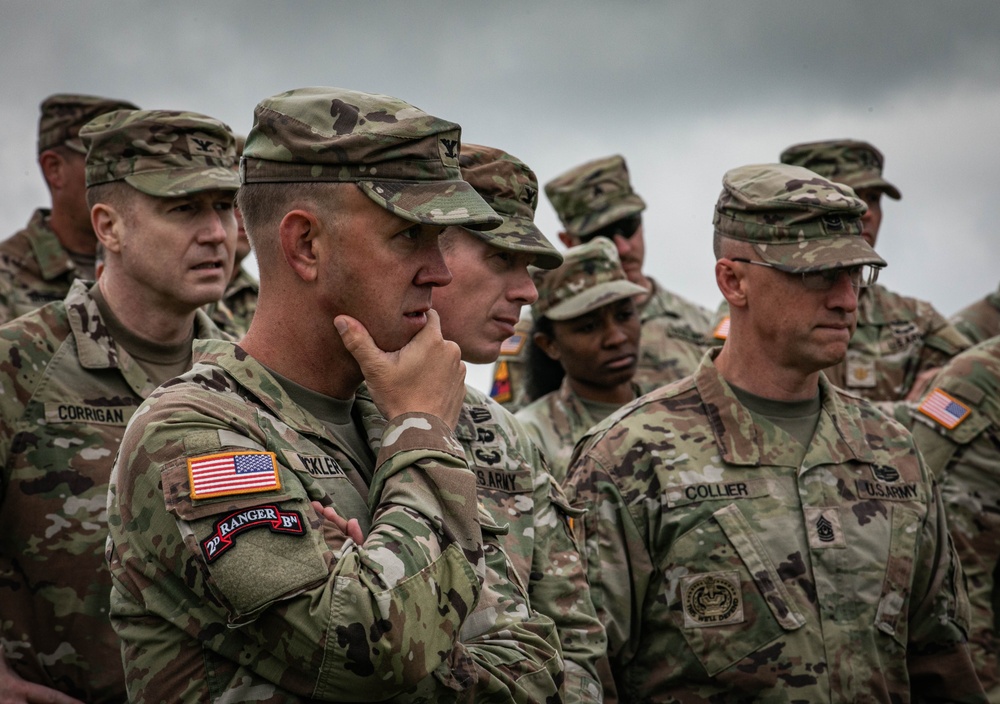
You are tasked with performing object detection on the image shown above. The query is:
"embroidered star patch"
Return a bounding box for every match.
[187,451,280,499]
[918,388,971,430]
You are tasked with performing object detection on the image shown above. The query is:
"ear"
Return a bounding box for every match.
[38,150,66,190]
[91,203,124,253]
[279,210,320,282]
[533,330,560,362]
[715,259,748,310]
[557,231,578,249]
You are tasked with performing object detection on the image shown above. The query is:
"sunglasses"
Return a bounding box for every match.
[578,215,642,244]
[731,258,881,292]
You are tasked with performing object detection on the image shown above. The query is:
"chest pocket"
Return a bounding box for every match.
[874,504,922,647]
[665,502,806,676]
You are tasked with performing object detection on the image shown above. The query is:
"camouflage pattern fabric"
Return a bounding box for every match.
[544,155,646,239]
[911,336,1000,700]
[490,279,711,412]
[242,87,501,231]
[0,279,224,702]
[357,384,609,704]
[565,349,984,703]
[951,284,1000,345]
[0,209,91,324]
[516,376,641,484]
[779,139,902,200]
[81,109,240,196]
[824,283,971,402]
[205,266,259,339]
[106,339,563,702]
[37,93,138,154]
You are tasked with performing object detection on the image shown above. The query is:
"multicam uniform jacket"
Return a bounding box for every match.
[205,266,259,339]
[516,377,640,485]
[0,209,90,324]
[490,278,710,411]
[106,339,563,703]
[358,384,609,704]
[0,279,223,702]
[566,350,984,703]
[824,283,971,402]
[951,284,1000,346]
[911,337,1000,701]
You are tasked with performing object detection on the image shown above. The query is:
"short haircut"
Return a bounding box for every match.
[237,182,349,262]
[86,181,136,225]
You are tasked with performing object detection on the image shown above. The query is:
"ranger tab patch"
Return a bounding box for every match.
[201,504,305,562]
[188,451,280,499]
[918,388,971,430]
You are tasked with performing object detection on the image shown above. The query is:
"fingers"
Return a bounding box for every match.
[334,314,378,371]
[311,501,365,544]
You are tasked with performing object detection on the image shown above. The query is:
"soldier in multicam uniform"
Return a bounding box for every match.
[356,142,609,703]
[0,94,138,324]
[910,338,1000,700]
[566,163,985,702]
[516,238,646,482]
[106,87,563,702]
[490,155,710,411]
[0,109,238,702]
[951,285,1000,345]
[206,134,259,338]
[780,139,971,403]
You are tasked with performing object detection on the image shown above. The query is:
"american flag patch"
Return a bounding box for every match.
[187,451,280,499]
[918,388,971,430]
[713,317,730,340]
[499,333,525,356]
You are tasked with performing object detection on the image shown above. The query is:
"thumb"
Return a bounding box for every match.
[335,314,383,370]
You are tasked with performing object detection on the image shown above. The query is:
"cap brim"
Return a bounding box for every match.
[359,180,502,231]
[64,138,88,155]
[464,216,564,270]
[851,177,901,201]
[125,167,240,197]
[754,235,887,273]
[572,197,646,238]
[545,280,648,321]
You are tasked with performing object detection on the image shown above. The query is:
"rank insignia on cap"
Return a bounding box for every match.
[918,388,971,430]
[187,451,281,499]
[499,333,525,356]
[490,360,512,404]
[713,317,730,341]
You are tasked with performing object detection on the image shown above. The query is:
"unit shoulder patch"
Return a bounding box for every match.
[201,504,305,562]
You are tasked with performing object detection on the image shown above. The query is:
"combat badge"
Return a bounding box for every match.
[201,504,305,562]
[680,571,744,628]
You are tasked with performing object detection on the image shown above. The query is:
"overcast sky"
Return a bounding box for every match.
[3,0,998,392]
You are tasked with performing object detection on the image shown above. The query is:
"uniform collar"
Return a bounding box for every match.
[27,209,77,281]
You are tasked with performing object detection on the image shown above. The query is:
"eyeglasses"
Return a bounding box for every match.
[730,258,881,292]
[578,215,642,244]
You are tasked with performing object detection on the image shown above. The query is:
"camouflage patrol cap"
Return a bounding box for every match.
[458,144,562,270]
[37,93,139,154]
[532,237,646,321]
[242,86,502,231]
[780,139,901,200]
[545,155,646,238]
[80,109,240,197]
[714,163,886,272]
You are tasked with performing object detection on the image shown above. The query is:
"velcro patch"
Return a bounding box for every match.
[500,333,526,356]
[845,356,877,388]
[918,388,971,430]
[713,317,730,340]
[187,451,280,499]
[804,507,845,549]
[681,571,744,628]
[44,402,134,426]
[490,362,512,404]
[475,468,524,493]
[288,453,346,479]
[664,479,769,507]
[201,504,305,562]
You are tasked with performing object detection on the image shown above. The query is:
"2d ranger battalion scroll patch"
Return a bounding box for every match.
[187,451,281,499]
[201,504,305,562]
[918,388,971,430]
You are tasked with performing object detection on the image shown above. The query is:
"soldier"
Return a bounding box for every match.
[355,142,609,703]
[910,338,1000,699]
[105,87,563,702]
[951,284,1000,345]
[516,238,646,482]
[206,134,259,338]
[0,109,238,702]
[566,163,984,702]
[490,154,710,411]
[780,139,971,402]
[0,93,138,323]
